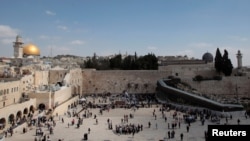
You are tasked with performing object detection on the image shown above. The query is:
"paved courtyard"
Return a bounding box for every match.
[3,103,250,141]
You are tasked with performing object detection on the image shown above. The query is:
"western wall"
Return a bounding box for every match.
[82,68,250,103]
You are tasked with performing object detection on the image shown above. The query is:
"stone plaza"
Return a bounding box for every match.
[3,96,249,141]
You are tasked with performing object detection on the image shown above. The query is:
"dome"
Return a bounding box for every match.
[202,52,213,63]
[23,44,40,56]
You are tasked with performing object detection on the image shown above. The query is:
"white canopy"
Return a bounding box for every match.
[79,98,86,101]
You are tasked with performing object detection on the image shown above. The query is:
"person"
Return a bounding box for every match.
[186,125,189,132]
[10,128,13,136]
[132,129,135,137]
[23,127,26,134]
[180,133,184,141]
[88,128,91,134]
[47,135,51,141]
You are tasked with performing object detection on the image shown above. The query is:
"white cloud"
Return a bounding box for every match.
[147,46,158,50]
[44,45,73,56]
[39,35,49,39]
[0,38,13,44]
[190,42,214,49]
[0,25,19,45]
[45,10,56,16]
[39,35,61,41]
[70,40,85,45]
[228,36,248,41]
[57,25,68,31]
[0,25,18,38]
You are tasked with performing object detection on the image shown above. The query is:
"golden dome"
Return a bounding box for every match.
[23,44,40,56]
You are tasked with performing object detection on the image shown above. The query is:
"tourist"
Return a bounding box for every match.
[237,119,240,125]
[88,128,91,134]
[186,125,189,132]
[180,133,183,141]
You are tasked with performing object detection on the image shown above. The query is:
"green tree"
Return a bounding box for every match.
[109,54,122,69]
[214,48,223,73]
[84,58,94,68]
[222,49,233,76]
[122,55,133,70]
[136,53,158,70]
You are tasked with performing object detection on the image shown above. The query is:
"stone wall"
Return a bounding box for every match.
[0,80,21,108]
[53,86,72,107]
[82,69,250,101]
[49,69,68,84]
[34,71,49,86]
[183,76,250,99]
[29,92,51,109]
[20,74,34,93]
[0,99,36,123]
[82,69,171,94]
[52,96,78,116]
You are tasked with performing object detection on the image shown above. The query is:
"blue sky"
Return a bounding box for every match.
[0,0,250,66]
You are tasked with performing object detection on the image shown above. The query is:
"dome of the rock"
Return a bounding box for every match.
[23,44,40,56]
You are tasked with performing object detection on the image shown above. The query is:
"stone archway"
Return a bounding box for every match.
[29,105,35,113]
[8,114,15,124]
[0,118,6,129]
[38,103,46,111]
[16,111,22,122]
[57,81,63,87]
[23,108,28,115]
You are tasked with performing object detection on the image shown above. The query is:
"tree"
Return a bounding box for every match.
[214,48,223,73]
[109,54,122,69]
[122,55,133,70]
[222,49,233,76]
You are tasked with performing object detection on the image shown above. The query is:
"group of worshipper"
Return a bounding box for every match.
[115,123,143,135]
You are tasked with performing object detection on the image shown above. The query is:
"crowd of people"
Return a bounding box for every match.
[2,93,249,141]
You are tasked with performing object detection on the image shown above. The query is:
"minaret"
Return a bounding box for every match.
[236,50,242,69]
[13,35,24,58]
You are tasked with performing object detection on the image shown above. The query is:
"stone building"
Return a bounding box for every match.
[0,36,83,132]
